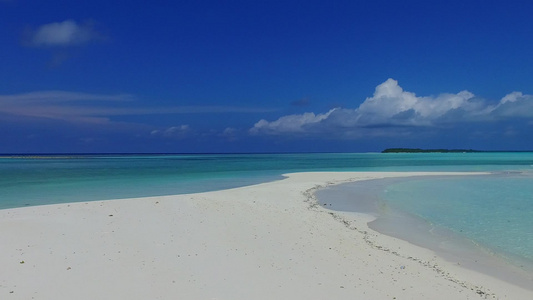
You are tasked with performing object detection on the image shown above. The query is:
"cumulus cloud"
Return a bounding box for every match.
[487,92,533,118]
[250,109,337,135]
[250,78,533,137]
[354,79,484,126]
[25,20,102,47]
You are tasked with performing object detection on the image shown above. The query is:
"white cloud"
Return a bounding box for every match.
[250,109,337,134]
[250,78,533,136]
[218,127,240,141]
[487,92,533,118]
[355,79,481,126]
[165,125,190,135]
[220,127,238,137]
[151,125,191,138]
[27,20,102,47]
[222,127,236,134]
[500,91,522,104]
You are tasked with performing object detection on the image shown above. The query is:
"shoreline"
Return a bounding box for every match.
[1,171,531,299]
[315,175,533,291]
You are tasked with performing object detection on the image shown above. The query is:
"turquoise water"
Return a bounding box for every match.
[382,173,533,264]
[1,152,532,273]
[1,152,532,210]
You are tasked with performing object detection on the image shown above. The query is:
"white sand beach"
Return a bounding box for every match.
[1,172,531,299]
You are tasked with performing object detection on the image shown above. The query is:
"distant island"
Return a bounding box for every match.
[382,148,481,153]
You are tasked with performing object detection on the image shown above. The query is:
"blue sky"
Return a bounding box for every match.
[1,0,532,153]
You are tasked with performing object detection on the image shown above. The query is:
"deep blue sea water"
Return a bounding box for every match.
[1,152,532,275]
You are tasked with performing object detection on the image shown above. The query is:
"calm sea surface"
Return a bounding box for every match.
[3,152,530,209]
[1,152,532,273]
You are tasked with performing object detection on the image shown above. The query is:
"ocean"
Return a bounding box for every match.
[1,152,532,276]
[4,152,529,209]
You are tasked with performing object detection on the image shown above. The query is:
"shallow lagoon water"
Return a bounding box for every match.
[316,171,533,287]
[382,173,533,263]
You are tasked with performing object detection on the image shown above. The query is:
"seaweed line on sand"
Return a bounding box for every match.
[303,180,496,299]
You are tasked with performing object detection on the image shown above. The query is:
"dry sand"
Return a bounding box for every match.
[1,172,532,299]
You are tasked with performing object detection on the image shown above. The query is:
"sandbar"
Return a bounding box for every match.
[1,172,531,299]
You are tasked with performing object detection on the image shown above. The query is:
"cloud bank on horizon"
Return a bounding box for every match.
[250,79,533,138]
[2,79,532,144]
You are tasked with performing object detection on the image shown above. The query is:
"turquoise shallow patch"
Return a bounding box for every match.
[382,173,533,263]
[1,152,532,210]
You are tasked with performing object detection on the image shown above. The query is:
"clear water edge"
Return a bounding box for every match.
[316,173,533,290]
[381,173,533,262]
